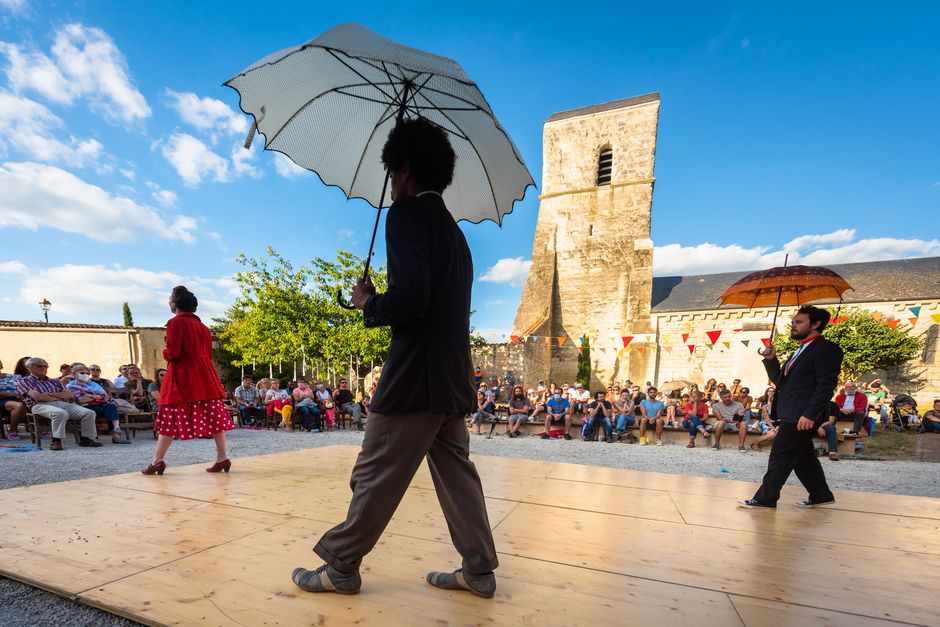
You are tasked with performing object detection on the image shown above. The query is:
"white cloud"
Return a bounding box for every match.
[484,299,513,308]
[0,161,197,243]
[147,184,178,208]
[0,23,150,124]
[119,165,135,180]
[479,257,532,287]
[14,262,236,326]
[160,132,229,185]
[230,141,261,179]
[273,152,309,178]
[165,89,247,141]
[0,0,28,12]
[0,260,27,274]
[472,327,510,342]
[653,230,940,276]
[0,89,105,167]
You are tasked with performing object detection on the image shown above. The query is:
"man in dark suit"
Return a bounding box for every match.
[292,118,498,598]
[738,305,842,509]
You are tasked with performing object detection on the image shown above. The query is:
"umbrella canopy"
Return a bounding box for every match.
[718,265,852,309]
[225,22,535,225]
[660,379,692,392]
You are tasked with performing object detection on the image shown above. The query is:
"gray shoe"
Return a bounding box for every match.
[426,568,496,599]
[292,564,361,595]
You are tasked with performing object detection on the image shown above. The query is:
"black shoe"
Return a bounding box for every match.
[540,433,550,440]
[50,438,63,451]
[292,564,361,595]
[794,498,835,508]
[79,437,103,448]
[736,499,775,509]
[426,568,496,599]
[564,433,572,440]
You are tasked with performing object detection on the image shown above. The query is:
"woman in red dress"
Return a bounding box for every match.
[142,286,233,475]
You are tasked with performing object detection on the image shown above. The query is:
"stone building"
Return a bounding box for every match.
[507,93,940,401]
[512,93,660,388]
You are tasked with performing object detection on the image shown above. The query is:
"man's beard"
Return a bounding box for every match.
[790,327,811,340]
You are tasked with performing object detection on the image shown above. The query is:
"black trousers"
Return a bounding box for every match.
[753,421,834,506]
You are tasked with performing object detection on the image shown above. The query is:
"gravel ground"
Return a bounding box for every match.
[1,428,937,626]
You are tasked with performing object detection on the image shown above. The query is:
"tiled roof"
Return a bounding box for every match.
[652,256,940,312]
[546,92,660,123]
[0,321,165,330]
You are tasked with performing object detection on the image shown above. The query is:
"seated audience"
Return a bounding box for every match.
[113,365,130,388]
[630,385,647,419]
[663,390,684,427]
[123,366,154,413]
[0,358,27,439]
[865,380,890,426]
[292,378,322,432]
[234,375,266,427]
[314,381,335,429]
[584,390,614,442]
[473,365,485,386]
[333,378,363,430]
[681,391,711,447]
[58,363,76,385]
[542,389,573,440]
[612,390,636,440]
[506,386,532,438]
[729,378,742,397]
[490,377,502,402]
[67,364,129,444]
[703,378,717,402]
[733,386,754,425]
[835,380,869,435]
[16,357,101,450]
[88,364,114,391]
[751,388,778,450]
[470,391,496,435]
[147,369,166,413]
[638,386,666,445]
[819,401,841,461]
[922,400,940,433]
[574,383,590,414]
[265,379,293,427]
[712,389,747,451]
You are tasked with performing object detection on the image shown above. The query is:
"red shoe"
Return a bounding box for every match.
[206,459,231,473]
[141,460,166,475]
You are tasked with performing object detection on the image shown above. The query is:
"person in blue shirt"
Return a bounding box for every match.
[638,386,666,446]
[541,390,572,440]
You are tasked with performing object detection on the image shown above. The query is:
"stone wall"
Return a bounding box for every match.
[470,343,526,385]
[648,300,940,405]
[513,94,660,390]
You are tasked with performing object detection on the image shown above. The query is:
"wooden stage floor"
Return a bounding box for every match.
[1,445,937,626]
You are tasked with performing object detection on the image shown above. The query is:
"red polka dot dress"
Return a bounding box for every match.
[156,311,232,440]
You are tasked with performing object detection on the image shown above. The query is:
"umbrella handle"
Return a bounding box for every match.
[337,289,356,311]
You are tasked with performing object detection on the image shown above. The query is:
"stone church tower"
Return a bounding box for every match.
[512,93,660,388]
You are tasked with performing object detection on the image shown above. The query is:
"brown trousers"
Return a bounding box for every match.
[314,411,499,575]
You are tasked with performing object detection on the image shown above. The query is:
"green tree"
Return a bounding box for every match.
[122,302,134,327]
[577,336,591,387]
[773,307,924,381]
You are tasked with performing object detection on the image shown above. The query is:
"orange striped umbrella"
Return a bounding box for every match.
[719,265,852,308]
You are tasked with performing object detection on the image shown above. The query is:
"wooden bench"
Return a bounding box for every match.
[22,412,83,449]
[121,412,156,439]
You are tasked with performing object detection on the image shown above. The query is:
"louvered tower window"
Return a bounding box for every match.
[596,147,613,186]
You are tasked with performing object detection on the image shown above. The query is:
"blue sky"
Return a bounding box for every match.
[1,1,938,339]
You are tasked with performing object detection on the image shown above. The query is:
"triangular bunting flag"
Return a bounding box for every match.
[761,338,771,348]
[687,345,695,355]
[741,339,750,347]
[681,333,690,343]
[622,335,634,347]
[531,335,538,340]
[577,346,584,354]
[933,313,940,323]
[872,311,883,321]
[558,336,568,346]
[722,341,731,349]
[908,318,919,327]
[732,328,742,334]
[910,306,922,317]
[831,317,848,325]
[636,347,644,354]
[883,320,900,329]
[665,346,673,353]
[510,335,519,344]
[599,347,607,354]
[706,330,722,344]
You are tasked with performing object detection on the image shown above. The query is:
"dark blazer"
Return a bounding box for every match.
[764,336,843,424]
[363,192,476,415]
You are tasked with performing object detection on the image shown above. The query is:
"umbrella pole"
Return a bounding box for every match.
[768,254,789,344]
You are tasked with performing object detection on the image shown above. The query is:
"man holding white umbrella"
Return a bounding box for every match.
[291,118,499,598]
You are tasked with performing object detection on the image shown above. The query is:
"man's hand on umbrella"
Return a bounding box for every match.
[760,346,777,360]
[352,275,375,310]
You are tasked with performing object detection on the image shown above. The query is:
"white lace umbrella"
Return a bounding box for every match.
[226,22,534,259]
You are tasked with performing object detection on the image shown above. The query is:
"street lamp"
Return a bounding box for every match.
[38,298,52,323]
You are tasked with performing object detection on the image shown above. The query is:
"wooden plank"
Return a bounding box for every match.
[0,487,288,595]
[669,491,940,555]
[729,596,910,627]
[546,461,940,520]
[493,503,939,626]
[80,517,745,627]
